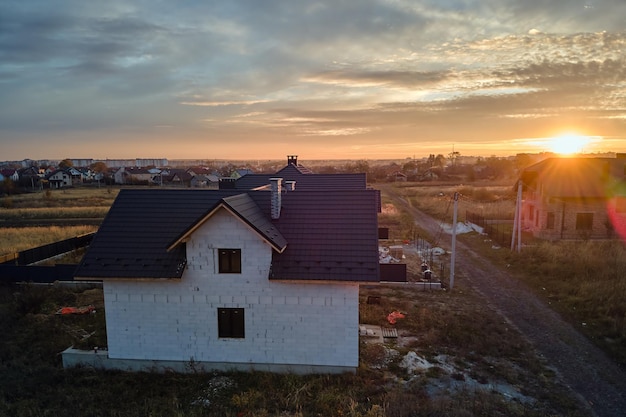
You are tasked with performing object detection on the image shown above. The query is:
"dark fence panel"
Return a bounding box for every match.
[380,263,407,282]
[0,264,79,284]
[466,211,512,247]
[1,233,95,266]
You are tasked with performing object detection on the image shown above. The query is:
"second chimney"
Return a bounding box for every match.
[285,180,296,191]
[270,178,282,219]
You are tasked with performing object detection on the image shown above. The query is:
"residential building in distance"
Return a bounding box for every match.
[519,154,626,240]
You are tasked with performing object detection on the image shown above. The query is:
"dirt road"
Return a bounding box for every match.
[380,185,626,417]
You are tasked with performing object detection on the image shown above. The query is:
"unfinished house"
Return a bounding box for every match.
[519,154,626,240]
[66,170,380,374]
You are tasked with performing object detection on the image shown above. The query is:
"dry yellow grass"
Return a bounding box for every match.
[0,225,98,255]
[394,183,516,221]
[2,187,118,209]
[0,206,109,220]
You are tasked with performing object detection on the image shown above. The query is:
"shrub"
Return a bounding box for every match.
[1,197,13,209]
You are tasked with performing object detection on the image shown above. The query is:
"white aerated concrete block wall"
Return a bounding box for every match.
[103,208,360,369]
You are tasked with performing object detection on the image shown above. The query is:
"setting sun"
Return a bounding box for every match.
[548,133,591,155]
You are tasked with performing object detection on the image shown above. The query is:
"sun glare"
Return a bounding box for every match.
[548,133,591,155]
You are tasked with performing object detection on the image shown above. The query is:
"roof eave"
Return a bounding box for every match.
[73,276,183,281]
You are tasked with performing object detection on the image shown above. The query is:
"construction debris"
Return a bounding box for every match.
[56,305,96,315]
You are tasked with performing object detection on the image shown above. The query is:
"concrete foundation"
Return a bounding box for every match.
[61,347,355,375]
[381,281,443,290]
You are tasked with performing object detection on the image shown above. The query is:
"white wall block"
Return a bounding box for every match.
[103,208,361,368]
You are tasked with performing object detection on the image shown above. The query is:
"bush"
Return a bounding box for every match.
[1,197,13,209]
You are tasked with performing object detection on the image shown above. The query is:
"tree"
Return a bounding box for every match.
[58,159,73,169]
[402,160,417,173]
[1,179,16,196]
[90,161,109,186]
[346,160,370,175]
[448,150,460,166]
[434,154,446,168]
[90,161,108,173]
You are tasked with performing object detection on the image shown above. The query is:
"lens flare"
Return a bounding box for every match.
[548,133,591,155]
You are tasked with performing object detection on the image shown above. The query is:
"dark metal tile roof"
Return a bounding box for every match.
[75,187,379,283]
[234,173,367,191]
[276,164,314,175]
[270,190,380,282]
[76,189,246,279]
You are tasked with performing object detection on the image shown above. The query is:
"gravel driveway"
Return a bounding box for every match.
[380,185,626,417]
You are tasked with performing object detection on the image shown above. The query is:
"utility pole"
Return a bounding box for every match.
[450,192,459,290]
[517,181,522,252]
[511,181,523,252]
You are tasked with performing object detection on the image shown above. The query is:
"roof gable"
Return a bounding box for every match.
[168,193,287,253]
[276,164,313,176]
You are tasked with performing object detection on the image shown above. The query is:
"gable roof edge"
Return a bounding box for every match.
[167,200,287,253]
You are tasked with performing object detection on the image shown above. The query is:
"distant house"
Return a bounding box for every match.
[114,167,153,185]
[519,154,626,240]
[17,166,41,186]
[0,169,19,182]
[417,168,439,182]
[390,171,407,182]
[231,168,255,179]
[45,167,83,188]
[190,174,220,188]
[163,169,193,187]
[187,167,214,177]
[228,155,368,191]
[67,164,380,374]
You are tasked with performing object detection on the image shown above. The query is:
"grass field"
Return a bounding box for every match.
[0,182,622,415]
[391,182,517,222]
[0,187,111,255]
[1,187,118,208]
[381,183,626,368]
[0,280,587,416]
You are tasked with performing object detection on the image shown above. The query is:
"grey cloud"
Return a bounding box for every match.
[504,0,626,32]
[2,0,625,155]
[307,70,453,88]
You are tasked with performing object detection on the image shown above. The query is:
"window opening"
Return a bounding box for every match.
[218,308,245,338]
[218,249,241,273]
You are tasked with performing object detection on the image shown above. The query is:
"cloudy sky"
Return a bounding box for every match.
[1,0,625,161]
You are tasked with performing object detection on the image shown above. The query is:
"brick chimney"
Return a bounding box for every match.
[287,155,298,166]
[270,178,282,219]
